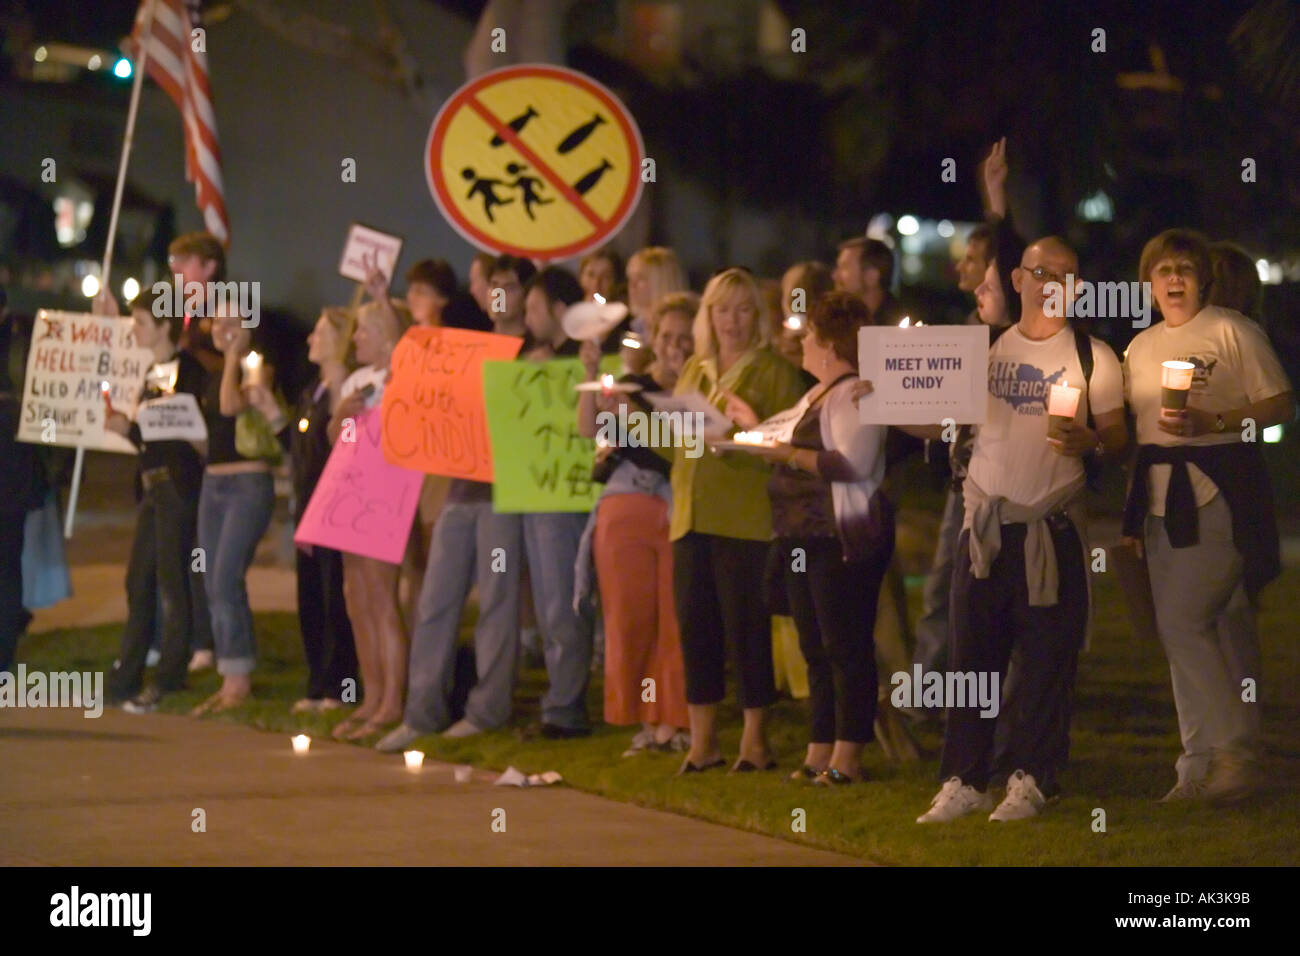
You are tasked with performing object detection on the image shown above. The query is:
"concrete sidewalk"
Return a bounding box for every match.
[0,706,860,866]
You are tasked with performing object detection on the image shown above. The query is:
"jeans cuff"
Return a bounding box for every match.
[217,656,255,677]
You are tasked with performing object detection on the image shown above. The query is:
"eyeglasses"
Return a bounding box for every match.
[1017,264,1066,285]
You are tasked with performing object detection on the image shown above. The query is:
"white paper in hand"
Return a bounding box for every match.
[136,392,208,441]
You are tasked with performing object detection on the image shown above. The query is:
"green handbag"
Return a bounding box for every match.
[235,399,287,465]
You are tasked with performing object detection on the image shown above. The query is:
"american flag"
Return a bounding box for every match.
[128,0,230,245]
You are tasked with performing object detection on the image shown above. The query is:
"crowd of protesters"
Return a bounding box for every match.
[1,138,1293,824]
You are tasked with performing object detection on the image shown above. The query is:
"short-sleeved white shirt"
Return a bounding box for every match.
[1123,305,1292,515]
[965,323,1124,511]
[340,365,388,410]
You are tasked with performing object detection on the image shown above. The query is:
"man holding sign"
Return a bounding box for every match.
[104,286,209,712]
[860,238,1128,823]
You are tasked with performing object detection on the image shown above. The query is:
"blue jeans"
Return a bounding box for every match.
[198,471,274,676]
[523,511,595,730]
[405,502,523,732]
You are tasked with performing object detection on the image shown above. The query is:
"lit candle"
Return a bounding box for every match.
[784,314,804,332]
[1160,360,1195,419]
[600,373,615,393]
[100,380,113,414]
[621,333,642,350]
[241,350,263,387]
[899,316,911,328]
[291,734,311,754]
[165,365,178,394]
[733,431,765,445]
[297,417,310,433]
[403,750,425,771]
[1047,380,1082,439]
[593,293,606,304]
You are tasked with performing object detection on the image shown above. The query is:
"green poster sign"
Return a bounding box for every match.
[482,356,620,513]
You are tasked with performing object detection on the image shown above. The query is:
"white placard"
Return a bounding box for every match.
[644,390,734,439]
[338,222,404,284]
[136,392,208,441]
[16,310,152,453]
[857,324,989,425]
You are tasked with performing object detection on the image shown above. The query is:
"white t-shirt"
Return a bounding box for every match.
[965,324,1124,511]
[1123,305,1292,516]
[340,365,388,410]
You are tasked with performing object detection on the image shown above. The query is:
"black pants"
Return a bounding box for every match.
[0,512,27,673]
[781,536,890,743]
[109,479,198,699]
[673,532,775,708]
[296,544,358,700]
[940,517,1085,792]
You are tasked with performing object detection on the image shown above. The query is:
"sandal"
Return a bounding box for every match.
[676,756,726,776]
[730,758,778,774]
[790,764,824,781]
[812,768,864,786]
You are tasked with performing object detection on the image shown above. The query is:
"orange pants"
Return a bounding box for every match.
[593,493,689,728]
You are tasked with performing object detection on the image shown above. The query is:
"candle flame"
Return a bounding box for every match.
[593,293,605,305]
[600,373,615,389]
[899,316,911,328]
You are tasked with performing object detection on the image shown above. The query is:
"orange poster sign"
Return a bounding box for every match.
[380,326,523,480]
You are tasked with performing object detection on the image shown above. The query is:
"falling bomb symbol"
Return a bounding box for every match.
[490,105,538,146]
[557,114,606,154]
[572,158,613,196]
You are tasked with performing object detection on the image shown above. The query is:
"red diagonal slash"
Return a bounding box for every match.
[465,94,606,232]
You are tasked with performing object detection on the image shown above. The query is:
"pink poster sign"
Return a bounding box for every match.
[294,408,423,563]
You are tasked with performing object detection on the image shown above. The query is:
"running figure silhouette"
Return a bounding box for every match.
[462,166,514,223]
[505,162,555,220]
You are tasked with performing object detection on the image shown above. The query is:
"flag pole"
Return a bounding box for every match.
[65,0,157,539]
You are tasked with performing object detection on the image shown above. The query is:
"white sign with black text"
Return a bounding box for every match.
[857,324,989,425]
[338,222,404,284]
[136,392,208,442]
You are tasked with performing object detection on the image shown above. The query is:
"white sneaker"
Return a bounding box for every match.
[916,777,993,823]
[621,727,657,757]
[442,719,484,739]
[989,770,1046,821]
[1204,751,1255,805]
[1159,779,1207,803]
[375,723,422,753]
[188,650,214,673]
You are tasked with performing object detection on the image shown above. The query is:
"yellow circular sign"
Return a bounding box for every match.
[425,65,644,260]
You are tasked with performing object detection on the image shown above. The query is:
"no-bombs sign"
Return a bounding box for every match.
[426,65,643,261]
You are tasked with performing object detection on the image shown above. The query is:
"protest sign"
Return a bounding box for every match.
[16,310,152,453]
[338,222,404,284]
[857,324,989,425]
[482,356,618,513]
[294,408,423,563]
[136,392,208,441]
[381,326,522,480]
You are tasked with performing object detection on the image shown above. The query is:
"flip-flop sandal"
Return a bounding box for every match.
[343,718,395,741]
[331,715,368,739]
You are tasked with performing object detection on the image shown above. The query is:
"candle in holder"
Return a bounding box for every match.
[403,750,425,771]
[1047,380,1082,438]
[100,380,114,415]
[620,332,642,351]
[291,734,311,755]
[241,350,264,387]
[600,373,615,393]
[1160,361,1195,420]
[733,431,765,445]
[784,314,805,332]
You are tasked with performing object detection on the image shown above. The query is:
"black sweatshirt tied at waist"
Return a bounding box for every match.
[1122,441,1280,599]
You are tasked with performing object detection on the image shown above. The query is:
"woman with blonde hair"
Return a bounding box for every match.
[624,247,687,371]
[249,307,360,714]
[327,300,414,739]
[669,267,805,773]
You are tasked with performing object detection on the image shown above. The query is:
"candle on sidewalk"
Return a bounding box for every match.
[403,750,425,771]
[291,734,311,755]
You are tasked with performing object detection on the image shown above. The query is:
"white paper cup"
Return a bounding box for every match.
[291,734,311,754]
[454,765,473,783]
[403,750,425,770]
